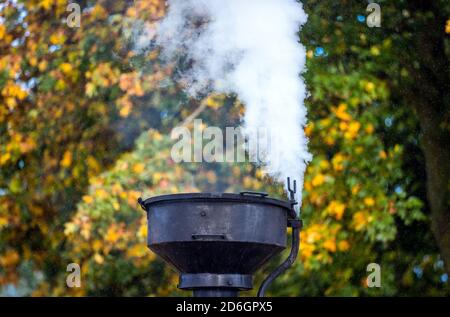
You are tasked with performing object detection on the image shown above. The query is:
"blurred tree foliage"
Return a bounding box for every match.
[0,0,449,296]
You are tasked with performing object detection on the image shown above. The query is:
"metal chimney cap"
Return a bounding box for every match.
[140,192,292,210]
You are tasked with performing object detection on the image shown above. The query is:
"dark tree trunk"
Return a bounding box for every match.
[406,1,450,274]
[413,96,450,275]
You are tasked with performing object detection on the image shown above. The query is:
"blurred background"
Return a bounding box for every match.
[0,0,449,296]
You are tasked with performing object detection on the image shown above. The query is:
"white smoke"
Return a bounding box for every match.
[138,0,311,205]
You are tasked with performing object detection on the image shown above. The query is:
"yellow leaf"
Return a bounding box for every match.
[364,197,375,207]
[323,238,337,253]
[365,82,375,93]
[351,185,360,195]
[0,250,20,267]
[64,223,77,236]
[152,172,163,183]
[338,240,350,252]
[304,180,312,191]
[311,174,325,187]
[92,240,102,252]
[132,163,145,174]
[82,195,94,204]
[332,153,346,171]
[370,46,380,56]
[305,123,314,136]
[300,241,315,258]
[138,224,147,239]
[95,188,108,199]
[87,156,100,173]
[327,201,346,220]
[0,24,5,40]
[353,211,368,231]
[347,121,361,136]
[55,79,66,91]
[38,60,48,72]
[153,131,163,141]
[205,95,222,109]
[29,57,38,67]
[49,32,65,45]
[339,121,348,131]
[105,226,120,243]
[119,103,132,117]
[6,97,16,109]
[0,216,8,228]
[39,0,53,10]
[127,190,141,205]
[59,62,73,74]
[112,201,120,211]
[94,253,104,264]
[333,103,352,121]
[127,244,147,258]
[91,4,107,19]
[61,150,72,168]
[365,123,375,134]
[0,152,11,165]
[85,83,96,97]
[343,122,360,139]
[324,135,335,146]
[112,183,123,195]
[255,169,264,179]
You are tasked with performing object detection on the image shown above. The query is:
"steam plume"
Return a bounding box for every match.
[138,0,311,205]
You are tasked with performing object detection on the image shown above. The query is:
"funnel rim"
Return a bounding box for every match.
[141,192,291,210]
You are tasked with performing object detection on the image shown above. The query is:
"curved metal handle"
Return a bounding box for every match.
[138,197,147,212]
[257,219,302,297]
